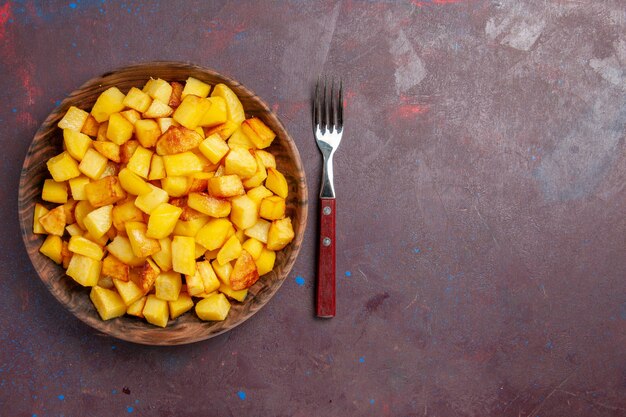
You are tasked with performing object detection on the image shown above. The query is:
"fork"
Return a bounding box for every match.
[313,77,343,318]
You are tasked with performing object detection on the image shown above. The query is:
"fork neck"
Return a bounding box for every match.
[320,150,335,198]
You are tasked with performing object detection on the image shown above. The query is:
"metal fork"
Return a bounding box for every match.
[313,77,343,318]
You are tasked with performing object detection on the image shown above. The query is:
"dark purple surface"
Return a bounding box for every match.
[1,1,625,416]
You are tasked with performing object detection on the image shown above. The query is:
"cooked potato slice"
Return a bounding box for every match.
[146,203,182,239]
[168,292,194,319]
[265,167,288,198]
[42,179,68,204]
[211,83,245,124]
[68,235,104,260]
[58,106,89,132]
[143,78,172,103]
[118,168,152,196]
[81,115,100,137]
[241,117,276,149]
[155,270,181,301]
[90,286,126,320]
[155,125,203,155]
[47,151,80,182]
[138,258,160,294]
[187,192,231,218]
[135,119,161,148]
[83,204,113,239]
[199,96,227,128]
[125,222,161,258]
[91,87,125,123]
[84,176,126,208]
[92,141,121,163]
[230,250,259,290]
[255,248,276,276]
[102,254,130,282]
[39,205,66,236]
[142,294,169,327]
[113,278,144,306]
[106,113,134,145]
[171,235,196,276]
[266,217,295,251]
[67,254,101,287]
[207,175,244,198]
[39,235,63,264]
[123,87,152,113]
[195,293,230,321]
[63,129,92,161]
[168,81,184,107]
[182,77,210,99]
[195,218,232,251]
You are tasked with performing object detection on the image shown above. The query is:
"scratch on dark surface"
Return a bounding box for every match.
[433,184,451,235]
[356,266,368,282]
[404,290,419,309]
[525,368,578,417]
[558,389,626,412]
[365,292,390,313]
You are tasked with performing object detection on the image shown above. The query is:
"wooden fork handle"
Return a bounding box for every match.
[317,198,336,318]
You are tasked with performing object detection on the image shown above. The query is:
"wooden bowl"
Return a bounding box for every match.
[18,62,308,345]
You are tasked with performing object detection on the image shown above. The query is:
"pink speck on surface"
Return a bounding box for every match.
[16,110,36,127]
[203,20,250,53]
[0,2,13,42]
[17,64,42,105]
[343,89,356,106]
[397,104,428,117]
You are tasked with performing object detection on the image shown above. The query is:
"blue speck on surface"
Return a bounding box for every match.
[359,356,365,363]
[444,286,453,294]
[111,345,116,350]
[545,340,554,350]
[413,247,420,253]
[234,31,247,41]
[69,2,77,9]
[237,391,246,400]
[295,276,305,286]
[135,399,139,404]
[58,395,65,400]
[12,108,17,113]
[127,406,133,413]
[345,271,351,277]
[305,370,311,376]
[55,99,62,106]
[71,42,76,47]
[531,155,537,161]
[32,415,37,417]
[112,389,118,394]
[370,399,375,405]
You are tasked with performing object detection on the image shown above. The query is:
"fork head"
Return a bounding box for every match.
[313,77,343,153]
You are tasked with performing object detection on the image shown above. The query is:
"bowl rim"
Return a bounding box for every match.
[18,61,308,345]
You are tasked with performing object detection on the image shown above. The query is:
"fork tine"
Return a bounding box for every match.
[329,78,336,132]
[337,79,343,131]
[313,77,320,128]
[322,76,328,133]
